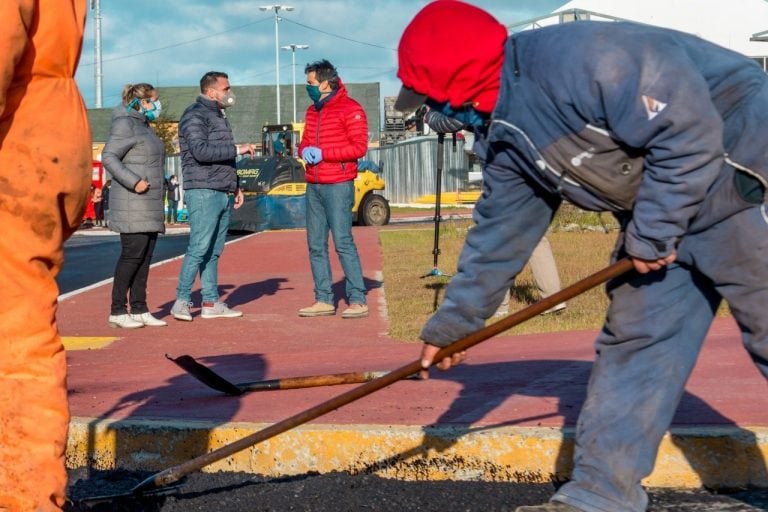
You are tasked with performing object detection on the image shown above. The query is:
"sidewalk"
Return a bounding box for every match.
[59,226,768,489]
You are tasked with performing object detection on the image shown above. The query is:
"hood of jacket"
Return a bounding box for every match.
[111,102,147,123]
[196,94,223,112]
[397,0,507,113]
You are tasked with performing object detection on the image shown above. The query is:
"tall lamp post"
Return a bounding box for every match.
[90,0,103,107]
[259,4,294,124]
[281,44,309,122]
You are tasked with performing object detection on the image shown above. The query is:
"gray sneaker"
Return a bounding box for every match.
[171,300,193,322]
[201,301,243,319]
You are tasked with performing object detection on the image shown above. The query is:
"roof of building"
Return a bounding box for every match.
[511,0,768,57]
[88,82,381,145]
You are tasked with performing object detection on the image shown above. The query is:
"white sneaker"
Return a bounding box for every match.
[130,312,168,327]
[108,314,144,329]
[541,303,567,316]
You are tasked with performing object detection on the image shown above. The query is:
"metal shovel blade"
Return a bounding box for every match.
[166,354,244,396]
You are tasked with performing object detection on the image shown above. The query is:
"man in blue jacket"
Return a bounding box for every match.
[172,71,255,321]
[397,2,768,511]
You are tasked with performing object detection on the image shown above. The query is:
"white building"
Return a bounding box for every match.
[510,0,768,70]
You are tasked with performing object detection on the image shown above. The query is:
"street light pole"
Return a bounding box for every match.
[91,0,103,108]
[259,4,294,124]
[281,44,309,122]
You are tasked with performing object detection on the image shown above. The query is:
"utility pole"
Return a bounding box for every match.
[259,5,294,123]
[91,0,103,108]
[281,44,309,122]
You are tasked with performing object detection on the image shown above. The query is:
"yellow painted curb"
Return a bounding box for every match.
[65,417,768,488]
[62,337,116,350]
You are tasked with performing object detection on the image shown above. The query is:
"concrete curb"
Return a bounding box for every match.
[66,417,768,488]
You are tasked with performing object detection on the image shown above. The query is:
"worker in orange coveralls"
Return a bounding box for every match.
[0,1,92,510]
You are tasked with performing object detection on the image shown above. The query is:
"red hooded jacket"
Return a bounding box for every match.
[397,0,507,113]
[298,79,368,184]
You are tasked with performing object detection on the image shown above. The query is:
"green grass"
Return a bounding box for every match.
[379,207,728,342]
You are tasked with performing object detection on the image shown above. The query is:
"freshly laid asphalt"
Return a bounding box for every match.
[59,222,768,503]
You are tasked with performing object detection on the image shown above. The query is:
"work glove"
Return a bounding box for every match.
[424,109,465,133]
[302,146,323,164]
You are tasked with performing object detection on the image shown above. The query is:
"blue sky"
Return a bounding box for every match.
[74,0,566,109]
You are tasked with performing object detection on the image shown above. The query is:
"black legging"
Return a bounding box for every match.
[110,232,158,315]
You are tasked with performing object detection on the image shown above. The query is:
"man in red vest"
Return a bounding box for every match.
[297,59,370,319]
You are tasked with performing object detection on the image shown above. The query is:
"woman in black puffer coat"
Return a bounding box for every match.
[102,83,167,329]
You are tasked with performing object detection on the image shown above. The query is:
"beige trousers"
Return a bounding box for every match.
[495,236,565,316]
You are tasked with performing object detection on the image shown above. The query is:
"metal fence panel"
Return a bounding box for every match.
[366,136,471,205]
[167,136,472,207]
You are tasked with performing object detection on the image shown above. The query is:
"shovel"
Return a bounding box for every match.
[77,258,633,506]
[166,353,417,396]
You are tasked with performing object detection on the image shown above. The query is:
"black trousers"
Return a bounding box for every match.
[110,232,158,315]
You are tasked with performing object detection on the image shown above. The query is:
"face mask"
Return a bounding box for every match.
[426,99,488,130]
[144,100,161,121]
[306,84,322,103]
[217,90,236,108]
[127,98,161,121]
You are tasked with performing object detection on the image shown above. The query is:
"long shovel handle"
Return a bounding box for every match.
[167,353,401,395]
[239,371,391,392]
[133,258,633,494]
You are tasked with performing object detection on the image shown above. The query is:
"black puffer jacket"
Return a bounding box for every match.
[102,105,166,234]
[178,95,238,192]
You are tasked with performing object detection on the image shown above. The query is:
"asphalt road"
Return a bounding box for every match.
[59,230,247,295]
[64,469,768,511]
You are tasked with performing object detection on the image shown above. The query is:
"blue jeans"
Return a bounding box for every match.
[305,181,366,305]
[176,189,232,304]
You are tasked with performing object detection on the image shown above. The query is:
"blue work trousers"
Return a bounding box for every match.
[305,181,366,305]
[555,168,768,512]
[176,188,232,304]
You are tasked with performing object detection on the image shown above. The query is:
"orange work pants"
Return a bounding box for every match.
[0,141,90,511]
[0,146,90,510]
[1,1,91,509]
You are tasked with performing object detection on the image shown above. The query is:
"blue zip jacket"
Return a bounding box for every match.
[178,95,239,192]
[481,21,767,260]
[422,21,768,347]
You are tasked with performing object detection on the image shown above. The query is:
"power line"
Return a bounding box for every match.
[78,13,395,70]
[281,18,396,51]
[79,17,272,67]
[238,63,294,81]
[78,10,397,105]
[355,68,398,81]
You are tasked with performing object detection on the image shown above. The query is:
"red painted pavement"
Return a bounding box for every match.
[60,227,767,429]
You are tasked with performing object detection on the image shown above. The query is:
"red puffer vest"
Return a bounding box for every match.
[298,80,369,184]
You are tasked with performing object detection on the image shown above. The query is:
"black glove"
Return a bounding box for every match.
[424,109,465,133]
